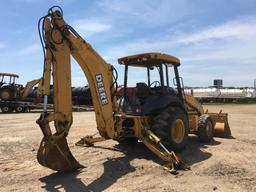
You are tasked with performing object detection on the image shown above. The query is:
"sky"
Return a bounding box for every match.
[0,0,256,87]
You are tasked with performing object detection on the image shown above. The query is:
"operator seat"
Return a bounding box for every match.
[136,82,151,100]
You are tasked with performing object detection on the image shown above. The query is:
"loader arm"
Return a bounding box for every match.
[36,8,116,171]
[20,78,43,98]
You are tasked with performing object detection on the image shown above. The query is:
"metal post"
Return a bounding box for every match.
[174,65,184,103]
[159,65,164,87]
[123,64,128,112]
[147,67,150,86]
[165,64,169,87]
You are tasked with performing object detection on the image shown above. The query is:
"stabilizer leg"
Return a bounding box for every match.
[141,128,189,174]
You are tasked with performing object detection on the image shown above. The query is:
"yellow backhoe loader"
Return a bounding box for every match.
[0,72,42,101]
[36,6,231,174]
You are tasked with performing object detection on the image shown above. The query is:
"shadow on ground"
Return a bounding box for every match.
[39,136,221,192]
[39,171,88,192]
[181,135,221,166]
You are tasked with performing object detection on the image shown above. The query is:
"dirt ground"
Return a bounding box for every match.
[0,104,256,192]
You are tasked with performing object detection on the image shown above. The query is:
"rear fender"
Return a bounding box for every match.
[142,94,186,115]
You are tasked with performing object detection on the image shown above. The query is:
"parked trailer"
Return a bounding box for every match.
[243,88,256,98]
[184,87,256,103]
[72,86,92,105]
[219,88,247,98]
[0,100,53,113]
[0,100,93,113]
[185,88,221,98]
[25,86,92,106]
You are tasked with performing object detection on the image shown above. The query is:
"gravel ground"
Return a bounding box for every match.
[0,104,256,192]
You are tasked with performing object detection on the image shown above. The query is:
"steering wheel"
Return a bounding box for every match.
[150,81,160,87]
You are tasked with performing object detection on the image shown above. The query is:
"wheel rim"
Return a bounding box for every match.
[16,107,23,112]
[171,119,185,144]
[2,106,9,112]
[206,121,213,137]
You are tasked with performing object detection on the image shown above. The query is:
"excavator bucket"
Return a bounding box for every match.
[37,135,83,172]
[208,112,232,138]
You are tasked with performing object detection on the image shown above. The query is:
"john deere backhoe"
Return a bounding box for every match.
[0,72,42,101]
[36,6,231,173]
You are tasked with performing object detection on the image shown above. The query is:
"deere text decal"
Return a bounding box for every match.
[95,74,108,105]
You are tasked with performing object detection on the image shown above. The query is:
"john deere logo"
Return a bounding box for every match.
[95,74,108,105]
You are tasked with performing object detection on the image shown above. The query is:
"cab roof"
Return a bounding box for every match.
[0,73,19,78]
[118,52,180,67]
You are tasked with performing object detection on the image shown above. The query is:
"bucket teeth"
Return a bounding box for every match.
[37,135,83,172]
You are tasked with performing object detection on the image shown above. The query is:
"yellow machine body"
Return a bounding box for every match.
[35,7,231,173]
[184,95,231,137]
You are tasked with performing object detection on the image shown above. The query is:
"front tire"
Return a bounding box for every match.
[197,114,214,142]
[151,107,189,152]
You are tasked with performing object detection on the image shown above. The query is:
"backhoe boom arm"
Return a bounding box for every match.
[40,11,116,138]
[36,8,116,171]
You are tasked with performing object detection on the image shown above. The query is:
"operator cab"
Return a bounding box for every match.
[0,73,21,100]
[0,73,19,87]
[117,52,184,115]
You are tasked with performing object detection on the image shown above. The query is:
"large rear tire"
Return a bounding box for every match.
[197,114,214,142]
[151,106,189,152]
[0,87,15,100]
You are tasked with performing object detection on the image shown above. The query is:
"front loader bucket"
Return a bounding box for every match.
[208,112,232,138]
[37,135,83,172]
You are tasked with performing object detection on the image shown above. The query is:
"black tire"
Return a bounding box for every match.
[197,114,214,142]
[151,106,189,152]
[0,87,15,100]
[1,106,13,113]
[15,106,25,113]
